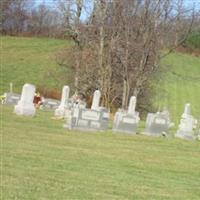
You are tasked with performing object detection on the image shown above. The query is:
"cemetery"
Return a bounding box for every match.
[2,82,199,140]
[1,0,200,197]
[1,36,200,200]
[2,54,200,200]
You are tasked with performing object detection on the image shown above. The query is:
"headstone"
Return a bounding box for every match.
[175,104,197,140]
[14,83,36,116]
[144,109,174,137]
[91,90,101,110]
[63,98,86,119]
[112,96,140,134]
[40,98,60,111]
[55,85,70,117]
[64,90,109,131]
[3,92,21,105]
[128,96,136,115]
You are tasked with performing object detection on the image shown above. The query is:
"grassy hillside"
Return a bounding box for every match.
[154,53,200,124]
[1,36,200,199]
[1,105,200,200]
[1,36,72,94]
[1,36,200,123]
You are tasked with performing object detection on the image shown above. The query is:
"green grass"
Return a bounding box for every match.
[1,36,72,94]
[1,105,200,200]
[154,52,200,124]
[184,30,200,49]
[1,37,200,199]
[1,36,200,124]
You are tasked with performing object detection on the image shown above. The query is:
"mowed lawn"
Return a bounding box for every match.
[1,36,71,94]
[154,53,200,124]
[1,105,200,200]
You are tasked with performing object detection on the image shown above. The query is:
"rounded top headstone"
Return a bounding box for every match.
[184,103,191,115]
[60,85,70,107]
[91,90,101,110]
[128,96,136,114]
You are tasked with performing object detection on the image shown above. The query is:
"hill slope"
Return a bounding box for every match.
[1,36,200,122]
[1,36,71,94]
[1,105,200,200]
[154,53,200,123]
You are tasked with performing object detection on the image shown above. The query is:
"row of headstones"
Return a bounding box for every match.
[12,83,200,141]
[2,90,61,110]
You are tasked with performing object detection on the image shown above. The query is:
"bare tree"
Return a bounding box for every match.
[1,0,34,35]
[57,0,198,112]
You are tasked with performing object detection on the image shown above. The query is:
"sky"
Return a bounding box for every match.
[35,0,200,7]
[32,0,200,23]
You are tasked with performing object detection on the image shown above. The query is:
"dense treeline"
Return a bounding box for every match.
[0,0,65,37]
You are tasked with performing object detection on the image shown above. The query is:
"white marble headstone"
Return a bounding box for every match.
[128,96,136,115]
[112,96,140,134]
[14,83,36,116]
[182,103,191,117]
[91,90,101,110]
[175,103,197,140]
[55,85,70,117]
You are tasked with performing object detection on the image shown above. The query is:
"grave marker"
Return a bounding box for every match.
[113,96,140,134]
[55,85,70,117]
[144,109,174,137]
[64,90,109,131]
[175,103,197,140]
[14,83,36,116]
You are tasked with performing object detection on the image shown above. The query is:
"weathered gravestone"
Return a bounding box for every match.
[113,96,140,134]
[1,83,20,105]
[175,103,197,140]
[3,92,21,105]
[64,90,109,131]
[40,98,60,111]
[63,93,86,119]
[55,85,70,117]
[14,83,36,116]
[144,109,174,137]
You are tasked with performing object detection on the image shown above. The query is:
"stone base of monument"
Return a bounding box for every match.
[3,92,21,105]
[112,111,139,134]
[64,107,109,131]
[55,101,86,118]
[143,113,173,137]
[14,103,36,116]
[175,130,196,140]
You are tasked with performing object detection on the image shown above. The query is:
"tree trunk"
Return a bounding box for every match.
[99,25,104,91]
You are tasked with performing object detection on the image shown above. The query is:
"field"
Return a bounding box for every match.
[1,105,200,200]
[1,36,200,199]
